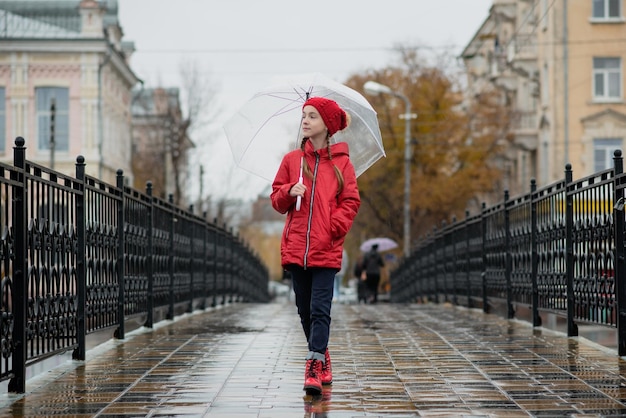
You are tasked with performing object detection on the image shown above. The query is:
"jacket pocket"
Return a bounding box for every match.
[329,200,340,240]
[284,212,293,242]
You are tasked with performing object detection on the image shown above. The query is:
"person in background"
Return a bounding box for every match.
[270,97,361,396]
[353,254,369,304]
[334,249,349,303]
[363,244,385,303]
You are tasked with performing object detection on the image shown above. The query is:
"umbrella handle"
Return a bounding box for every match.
[295,174,303,211]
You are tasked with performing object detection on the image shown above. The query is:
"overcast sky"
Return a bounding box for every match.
[118,0,493,201]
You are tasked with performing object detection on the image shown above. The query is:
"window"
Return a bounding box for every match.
[594,138,622,171]
[593,57,622,101]
[0,87,5,151]
[36,87,69,152]
[592,0,621,19]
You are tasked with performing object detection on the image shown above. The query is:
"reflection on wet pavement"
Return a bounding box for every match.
[0,301,626,416]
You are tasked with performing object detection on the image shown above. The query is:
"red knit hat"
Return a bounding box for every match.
[302,97,348,136]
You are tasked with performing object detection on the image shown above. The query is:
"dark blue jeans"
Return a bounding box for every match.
[290,266,337,361]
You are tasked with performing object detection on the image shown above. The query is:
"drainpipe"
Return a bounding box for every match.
[563,0,569,167]
[98,48,112,179]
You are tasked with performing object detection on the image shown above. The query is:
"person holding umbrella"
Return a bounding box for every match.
[363,243,385,303]
[271,97,360,395]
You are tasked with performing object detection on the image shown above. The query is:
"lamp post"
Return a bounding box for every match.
[364,81,416,258]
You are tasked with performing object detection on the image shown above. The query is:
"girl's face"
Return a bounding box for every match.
[301,105,327,138]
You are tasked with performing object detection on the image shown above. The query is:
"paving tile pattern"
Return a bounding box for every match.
[1,301,626,417]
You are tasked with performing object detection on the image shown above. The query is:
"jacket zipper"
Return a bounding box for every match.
[303,153,320,269]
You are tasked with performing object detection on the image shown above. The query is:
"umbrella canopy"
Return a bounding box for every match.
[360,237,399,253]
[223,72,385,182]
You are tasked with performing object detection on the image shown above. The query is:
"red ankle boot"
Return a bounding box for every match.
[303,359,322,394]
[320,349,332,385]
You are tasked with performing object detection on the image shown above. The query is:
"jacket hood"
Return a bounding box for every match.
[303,139,350,159]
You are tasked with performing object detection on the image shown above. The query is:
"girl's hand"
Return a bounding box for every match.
[290,183,306,197]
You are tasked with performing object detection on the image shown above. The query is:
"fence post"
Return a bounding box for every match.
[145,182,154,328]
[73,156,87,360]
[202,211,209,308]
[114,170,125,339]
[432,226,441,303]
[481,202,488,313]
[234,232,241,302]
[530,179,542,327]
[187,205,194,313]
[228,226,234,303]
[504,190,514,319]
[465,210,472,309]
[565,164,578,337]
[437,220,448,303]
[452,216,458,306]
[613,150,626,355]
[222,223,228,305]
[212,217,218,307]
[167,194,175,320]
[8,137,27,393]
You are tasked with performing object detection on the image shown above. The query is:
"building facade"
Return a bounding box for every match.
[462,0,626,194]
[0,0,140,184]
[131,87,194,204]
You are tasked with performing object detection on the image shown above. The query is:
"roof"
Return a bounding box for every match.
[460,14,495,59]
[0,0,119,38]
[131,87,182,117]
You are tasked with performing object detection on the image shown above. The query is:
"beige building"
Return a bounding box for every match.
[0,0,140,184]
[462,0,626,195]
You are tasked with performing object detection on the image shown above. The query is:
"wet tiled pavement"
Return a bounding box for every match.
[1,300,626,417]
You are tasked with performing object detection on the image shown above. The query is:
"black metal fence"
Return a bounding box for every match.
[0,137,269,393]
[392,150,626,355]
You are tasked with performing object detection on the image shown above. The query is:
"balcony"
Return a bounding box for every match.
[512,110,538,151]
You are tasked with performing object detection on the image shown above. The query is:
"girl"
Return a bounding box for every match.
[270,97,360,395]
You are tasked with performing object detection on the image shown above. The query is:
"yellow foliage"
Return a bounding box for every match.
[345,50,512,244]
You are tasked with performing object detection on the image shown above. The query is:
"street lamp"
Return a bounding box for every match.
[364,81,416,258]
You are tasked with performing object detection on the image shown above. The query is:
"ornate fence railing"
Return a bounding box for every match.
[0,137,269,393]
[391,150,626,355]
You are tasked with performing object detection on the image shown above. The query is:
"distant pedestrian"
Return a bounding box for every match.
[270,97,360,395]
[353,255,369,303]
[363,244,384,303]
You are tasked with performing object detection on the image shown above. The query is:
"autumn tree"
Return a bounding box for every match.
[345,48,513,250]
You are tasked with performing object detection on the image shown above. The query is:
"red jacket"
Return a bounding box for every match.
[271,140,360,269]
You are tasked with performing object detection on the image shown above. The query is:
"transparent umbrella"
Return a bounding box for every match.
[223,72,385,182]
